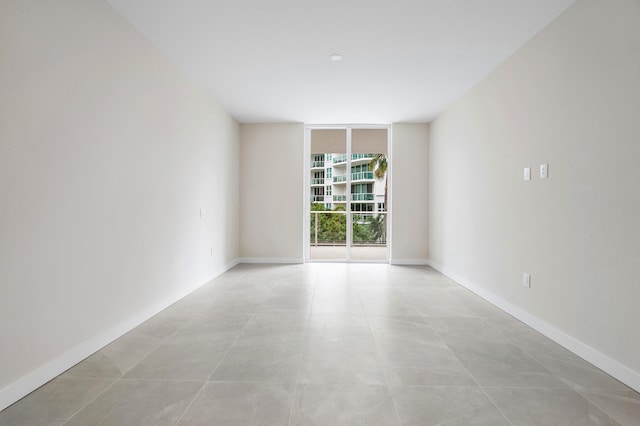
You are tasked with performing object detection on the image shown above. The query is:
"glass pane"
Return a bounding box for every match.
[310,129,347,260]
[350,212,387,261]
[350,135,387,261]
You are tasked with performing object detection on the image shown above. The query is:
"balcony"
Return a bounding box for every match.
[332,194,347,202]
[332,155,347,164]
[351,153,375,162]
[310,178,325,186]
[333,175,347,184]
[310,161,325,169]
[309,211,387,261]
[311,195,325,202]
[351,171,374,181]
[351,193,374,201]
[332,153,376,165]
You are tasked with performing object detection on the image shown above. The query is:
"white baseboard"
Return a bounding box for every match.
[0,259,239,412]
[427,259,640,393]
[239,257,304,264]
[389,258,430,265]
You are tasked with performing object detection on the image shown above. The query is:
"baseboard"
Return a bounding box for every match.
[239,257,304,264]
[427,259,640,393]
[389,258,430,265]
[0,259,239,412]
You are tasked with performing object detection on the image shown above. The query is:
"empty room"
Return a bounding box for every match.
[1,0,639,424]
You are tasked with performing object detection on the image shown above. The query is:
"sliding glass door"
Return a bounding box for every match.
[306,127,389,262]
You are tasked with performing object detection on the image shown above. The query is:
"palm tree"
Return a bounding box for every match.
[369,153,388,243]
[369,153,388,212]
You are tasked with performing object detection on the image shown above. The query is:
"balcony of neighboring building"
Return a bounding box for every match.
[310,177,325,186]
[311,195,325,202]
[333,175,347,184]
[350,153,375,164]
[310,160,325,169]
[350,171,374,182]
[351,193,375,202]
[332,194,347,203]
[332,153,375,165]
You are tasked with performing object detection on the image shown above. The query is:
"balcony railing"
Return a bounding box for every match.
[332,155,347,164]
[351,193,374,201]
[332,153,375,165]
[311,161,325,168]
[351,171,374,181]
[333,194,347,202]
[310,211,387,247]
[333,175,347,183]
[310,178,325,185]
[311,195,325,202]
[351,153,375,161]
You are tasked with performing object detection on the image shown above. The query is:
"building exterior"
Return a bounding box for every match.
[310,153,386,212]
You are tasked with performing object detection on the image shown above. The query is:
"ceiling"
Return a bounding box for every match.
[105,0,575,124]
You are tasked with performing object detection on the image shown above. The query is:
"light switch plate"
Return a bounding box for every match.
[524,167,531,181]
[540,163,548,179]
[523,273,531,288]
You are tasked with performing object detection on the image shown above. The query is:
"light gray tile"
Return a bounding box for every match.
[300,335,386,385]
[208,312,306,382]
[0,378,113,426]
[62,332,163,379]
[369,317,475,386]
[133,309,194,339]
[358,287,421,316]
[530,348,631,391]
[580,389,640,425]
[210,339,304,383]
[124,340,230,381]
[65,379,202,426]
[177,382,295,425]
[406,289,477,318]
[311,287,365,315]
[444,287,515,320]
[172,312,252,343]
[290,384,400,425]
[390,386,509,426]
[444,338,569,388]
[428,317,512,345]
[486,388,620,425]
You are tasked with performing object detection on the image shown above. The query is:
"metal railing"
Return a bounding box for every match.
[310,211,387,247]
[351,171,374,181]
[311,195,325,202]
[310,178,325,185]
[351,193,374,201]
[332,155,347,164]
[332,194,347,202]
[311,161,325,168]
[333,175,347,183]
[351,153,375,161]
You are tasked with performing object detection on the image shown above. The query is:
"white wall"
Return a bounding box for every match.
[391,123,429,263]
[429,0,640,388]
[0,0,239,408]
[239,123,304,262]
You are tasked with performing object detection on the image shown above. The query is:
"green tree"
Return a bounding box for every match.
[369,153,388,242]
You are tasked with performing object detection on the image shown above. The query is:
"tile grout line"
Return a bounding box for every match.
[428,321,516,426]
[61,378,120,425]
[173,286,263,425]
[60,278,241,425]
[287,273,318,426]
[355,274,404,426]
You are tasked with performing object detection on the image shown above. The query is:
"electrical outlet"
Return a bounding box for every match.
[523,273,531,288]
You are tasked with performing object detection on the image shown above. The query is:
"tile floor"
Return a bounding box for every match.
[1,263,639,425]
